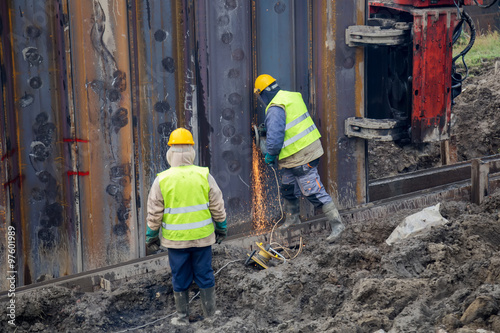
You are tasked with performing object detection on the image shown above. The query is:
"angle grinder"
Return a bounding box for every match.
[253,124,268,155]
[245,241,286,269]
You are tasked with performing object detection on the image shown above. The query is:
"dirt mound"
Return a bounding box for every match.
[2,190,500,332]
[369,59,500,180]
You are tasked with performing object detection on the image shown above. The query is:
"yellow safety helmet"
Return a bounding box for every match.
[167,128,195,146]
[254,74,276,94]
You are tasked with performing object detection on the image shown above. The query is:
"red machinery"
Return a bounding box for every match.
[345,0,487,143]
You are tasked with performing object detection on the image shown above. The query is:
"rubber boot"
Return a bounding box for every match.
[323,201,345,243]
[280,198,301,228]
[199,286,216,318]
[171,290,189,325]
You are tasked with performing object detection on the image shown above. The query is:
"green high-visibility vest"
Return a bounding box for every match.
[265,90,321,160]
[157,165,214,241]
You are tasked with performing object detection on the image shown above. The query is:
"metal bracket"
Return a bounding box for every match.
[345,22,412,47]
[345,117,408,141]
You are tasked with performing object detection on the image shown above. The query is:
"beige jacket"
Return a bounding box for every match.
[146,144,227,249]
[278,139,324,169]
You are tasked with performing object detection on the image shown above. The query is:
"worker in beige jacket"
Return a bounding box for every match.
[145,128,227,325]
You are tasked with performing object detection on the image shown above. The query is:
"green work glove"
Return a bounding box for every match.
[214,219,227,244]
[264,153,277,165]
[146,226,160,255]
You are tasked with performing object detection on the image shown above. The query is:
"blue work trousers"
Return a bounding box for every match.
[281,159,332,208]
[167,246,215,292]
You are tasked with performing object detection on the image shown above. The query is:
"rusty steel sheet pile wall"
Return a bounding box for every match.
[195,0,253,230]
[313,0,366,209]
[128,0,195,258]
[0,1,78,288]
[65,1,138,272]
[0,0,366,290]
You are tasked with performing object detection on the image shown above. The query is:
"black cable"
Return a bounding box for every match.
[452,19,464,45]
[452,10,476,83]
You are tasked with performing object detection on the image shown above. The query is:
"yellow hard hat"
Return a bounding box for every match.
[167,128,195,146]
[254,74,276,94]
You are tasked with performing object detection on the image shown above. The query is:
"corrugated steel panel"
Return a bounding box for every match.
[313,0,367,210]
[129,0,186,258]
[65,0,138,271]
[0,0,367,289]
[0,2,16,291]
[196,0,254,229]
[0,0,78,287]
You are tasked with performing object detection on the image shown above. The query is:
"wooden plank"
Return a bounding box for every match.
[369,163,471,201]
[471,159,490,205]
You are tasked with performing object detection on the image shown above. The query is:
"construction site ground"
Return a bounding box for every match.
[1,59,500,333]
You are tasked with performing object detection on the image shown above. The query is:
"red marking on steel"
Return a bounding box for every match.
[67,171,90,177]
[63,138,90,143]
[1,148,16,161]
[3,174,24,188]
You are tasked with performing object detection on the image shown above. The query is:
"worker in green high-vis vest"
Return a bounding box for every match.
[145,128,227,326]
[254,74,345,243]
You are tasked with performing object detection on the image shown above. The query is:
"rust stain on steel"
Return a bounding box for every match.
[8,3,31,286]
[128,0,187,257]
[251,0,259,127]
[314,0,366,208]
[50,0,79,279]
[127,0,143,258]
[61,0,83,272]
[67,0,137,270]
[315,0,338,204]
[1,0,78,284]
[173,0,187,128]
[354,0,366,204]
[0,2,12,291]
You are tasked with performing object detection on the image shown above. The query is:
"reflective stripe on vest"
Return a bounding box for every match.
[162,218,213,231]
[266,90,321,160]
[157,165,214,241]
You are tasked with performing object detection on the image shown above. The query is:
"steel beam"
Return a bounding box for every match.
[369,154,500,202]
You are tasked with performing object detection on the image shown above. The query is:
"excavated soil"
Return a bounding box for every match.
[3,193,500,333]
[1,60,500,333]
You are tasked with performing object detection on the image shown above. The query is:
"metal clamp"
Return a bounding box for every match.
[345,117,409,141]
[345,22,412,47]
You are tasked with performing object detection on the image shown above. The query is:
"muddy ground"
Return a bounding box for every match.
[3,193,500,333]
[1,60,500,333]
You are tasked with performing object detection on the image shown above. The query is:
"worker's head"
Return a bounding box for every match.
[254,74,277,95]
[254,74,280,106]
[167,128,195,146]
[167,128,195,167]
